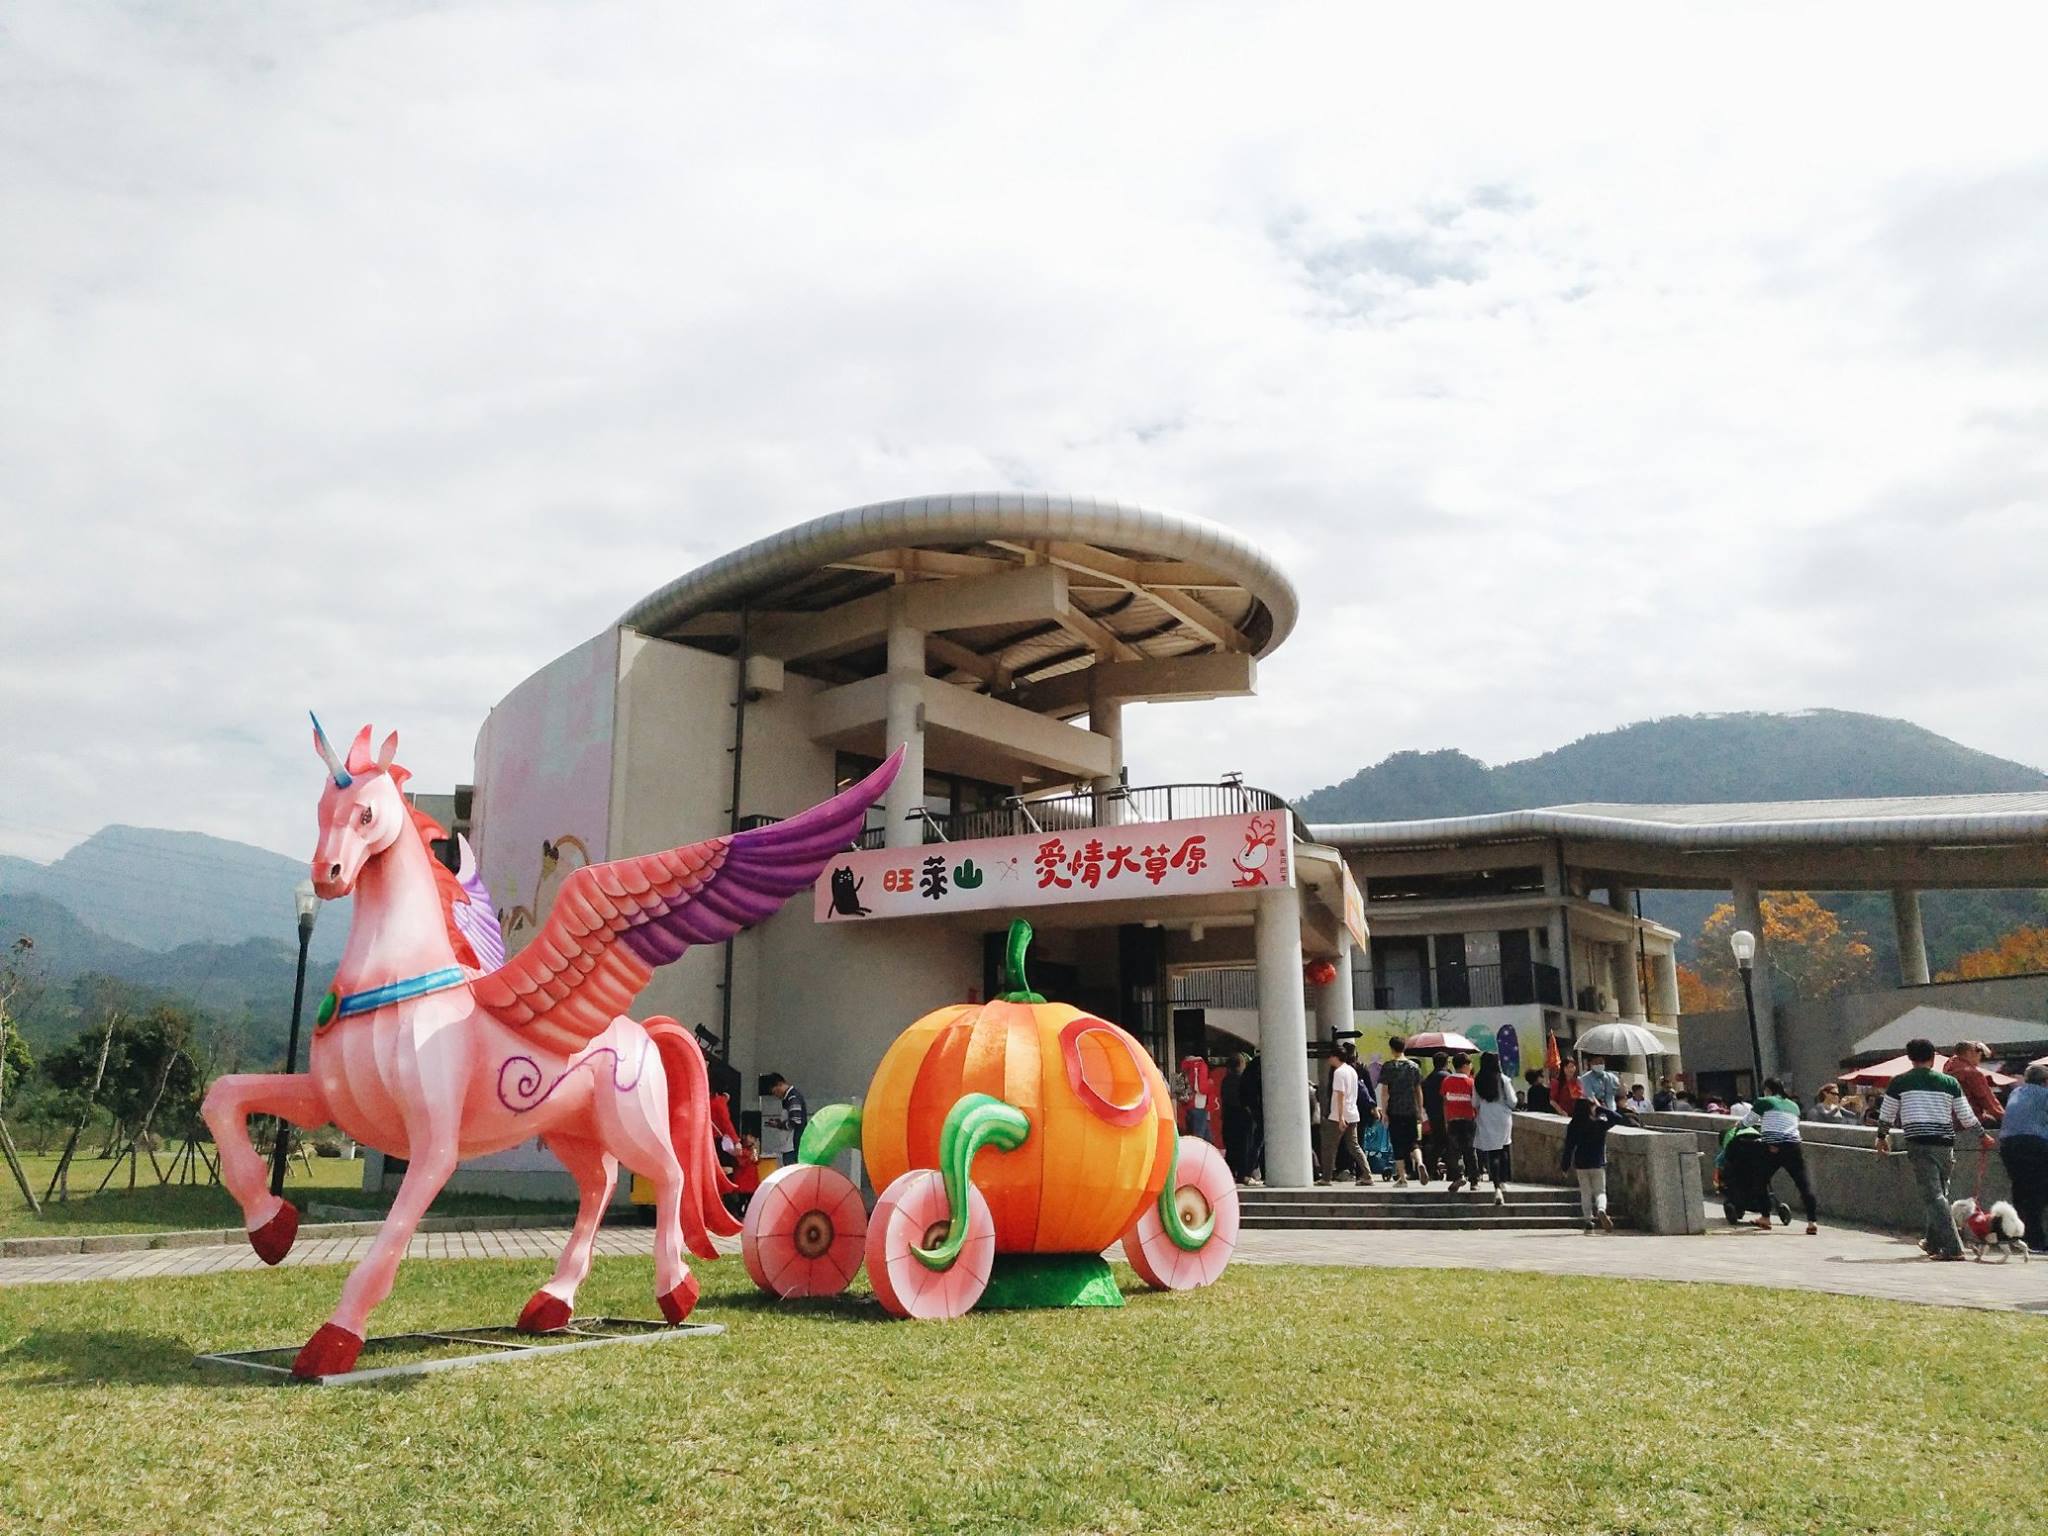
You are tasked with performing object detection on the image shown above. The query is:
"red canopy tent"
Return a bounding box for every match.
[1840,1054,2020,1090]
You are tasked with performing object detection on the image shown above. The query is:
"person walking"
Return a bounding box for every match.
[1473,1050,1515,1205]
[1997,1061,2048,1254]
[1319,1044,1370,1184]
[1743,1078,1820,1234]
[1177,1052,1215,1144]
[1579,1055,1621,1113]
[1378,1035,1425,1186]
[1875,1036,1994,1262]
[1947,1041,2004,1128]
[1221,1051,1256,1183]
[1419,1051,1453,1183]
[760,1071,809,1167]
[1441,1052,1480,1193]
[1554,1056,1583,1116]
[1561,1099,1618,1233]
[1240,1048,1266,1186]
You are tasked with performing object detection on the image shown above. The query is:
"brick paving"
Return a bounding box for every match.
[1,1217,2042,1313]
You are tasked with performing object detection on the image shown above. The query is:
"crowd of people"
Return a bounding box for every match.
[738,1023,2048,1259]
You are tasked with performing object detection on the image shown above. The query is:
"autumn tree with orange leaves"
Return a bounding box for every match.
[1937,926,2048,982]
[1674,963,1730,1013]
[1696,892,1874,1002]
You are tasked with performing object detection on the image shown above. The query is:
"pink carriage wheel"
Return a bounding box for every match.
[865,1169,995,1320]
[740,1163,868,1298]
[1122,1136,1240,1292]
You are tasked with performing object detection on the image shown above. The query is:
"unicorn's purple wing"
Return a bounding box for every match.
[452,834,507,975]
[473,751,900,1055]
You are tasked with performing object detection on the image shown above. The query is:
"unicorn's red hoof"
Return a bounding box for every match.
[291,1322,364,1380]
[516,1290,572,1334]
[249,1202,300,1266]
[657,1270,700,1324]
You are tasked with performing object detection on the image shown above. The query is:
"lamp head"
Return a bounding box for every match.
[295,878,320,928]
[1729,928,1756,969]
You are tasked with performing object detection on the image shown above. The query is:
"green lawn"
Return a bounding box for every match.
[1,1257,2042,1535]
[1,1153,576,1237]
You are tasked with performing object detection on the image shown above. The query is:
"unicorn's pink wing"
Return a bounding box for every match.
[472,751,900,1055]
[452,834,506,975]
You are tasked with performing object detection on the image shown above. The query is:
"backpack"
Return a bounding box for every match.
[1170,1069,1195,1106]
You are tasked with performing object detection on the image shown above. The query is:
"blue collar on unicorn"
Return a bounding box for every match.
[316,967,469,1030]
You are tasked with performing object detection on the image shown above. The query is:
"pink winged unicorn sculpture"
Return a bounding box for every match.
[201,717,899,1378]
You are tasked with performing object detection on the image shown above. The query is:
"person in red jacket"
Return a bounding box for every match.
[1948,1041,2004,1128]
[1441,1052,1481,1192]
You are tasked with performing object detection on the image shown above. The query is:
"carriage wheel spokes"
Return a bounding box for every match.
[1121,1134,1240,1292]
[866,1092,1028,1320]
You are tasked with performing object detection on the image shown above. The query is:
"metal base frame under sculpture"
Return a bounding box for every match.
[195,1318,723,1388]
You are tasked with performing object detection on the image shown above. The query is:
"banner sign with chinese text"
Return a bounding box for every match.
[813,812,1294,922]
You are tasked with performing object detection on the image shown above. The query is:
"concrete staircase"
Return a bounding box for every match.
[1237,1181,1586,1232]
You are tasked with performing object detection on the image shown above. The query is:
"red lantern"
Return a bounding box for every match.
[1305,958,1338,988]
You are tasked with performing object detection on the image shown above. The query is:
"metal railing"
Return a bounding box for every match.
[1366,960,1563,1012]
[854,779,1303,850]
[1169,968,1260,1010]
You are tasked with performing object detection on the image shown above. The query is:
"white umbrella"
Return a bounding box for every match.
[1573,1022,1666,1058]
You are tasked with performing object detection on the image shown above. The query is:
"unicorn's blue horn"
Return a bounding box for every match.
[310,711,352,787]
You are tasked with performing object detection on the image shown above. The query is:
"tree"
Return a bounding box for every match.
[1936,925,2048,982]
[0,935,43,1209]
[1697,892,1874,1003]
[44,1005,200,1143]
[1674,963,1730,1013]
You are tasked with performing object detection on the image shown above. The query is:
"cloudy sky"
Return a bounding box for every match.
[5,3,2046,864]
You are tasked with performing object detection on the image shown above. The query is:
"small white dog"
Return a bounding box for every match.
[1950,1198,2031,1262]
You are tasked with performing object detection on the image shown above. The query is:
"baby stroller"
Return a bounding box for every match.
[1716,1123,1788,1227]
[1362,1117,1395,1180]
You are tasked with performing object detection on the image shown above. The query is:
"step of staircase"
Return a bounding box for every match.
[1238,1212,1588,1231]
[1235,1182,1586,1232]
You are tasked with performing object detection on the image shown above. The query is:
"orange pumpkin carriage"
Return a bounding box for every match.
[740,921,1239,1318]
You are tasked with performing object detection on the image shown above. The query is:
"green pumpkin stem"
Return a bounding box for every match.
[997,918,1046,1004]
[912,1092,1031,1272]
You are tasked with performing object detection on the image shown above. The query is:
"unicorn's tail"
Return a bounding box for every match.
[646,1016,743,1259]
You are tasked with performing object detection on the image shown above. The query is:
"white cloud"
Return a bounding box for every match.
[4,2,2046,861]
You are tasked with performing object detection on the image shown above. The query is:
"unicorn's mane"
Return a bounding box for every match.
[407,802,481,971]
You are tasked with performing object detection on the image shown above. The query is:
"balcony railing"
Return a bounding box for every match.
[853,780,1304,850]
[1367,960,1563,1011]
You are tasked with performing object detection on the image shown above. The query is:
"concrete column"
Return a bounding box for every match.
[1892,887,1930,987]
[1614,944,1644,1020]
[1652,950,1681,1020]
[1255,887,1314,1189]
[883,620,926,850]
[1312,935,1354,1045]
[1732,875,1779,1078]
[1088,686,1125,822]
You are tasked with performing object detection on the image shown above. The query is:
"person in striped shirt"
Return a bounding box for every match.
[1743,1078,1819,1234]
[1875,1036,1996,1261]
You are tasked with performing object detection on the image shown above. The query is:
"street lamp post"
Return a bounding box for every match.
[269,880,320,1198]
[1730,928,1764,1093]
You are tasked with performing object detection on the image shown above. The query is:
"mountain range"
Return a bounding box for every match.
[1297,709,2048,975]
[1296,710,2048,822]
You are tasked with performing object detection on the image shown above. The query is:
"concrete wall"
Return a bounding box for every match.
[1683,972,2048,1104]
[1509,1113,1706,1234]
[1637,1110,2012,1233]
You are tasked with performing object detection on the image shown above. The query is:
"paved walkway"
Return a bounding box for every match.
[1,1219,2042,1313]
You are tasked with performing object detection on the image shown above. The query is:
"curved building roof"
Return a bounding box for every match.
[1310,793,2048,852]
[616,493,1297,694]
